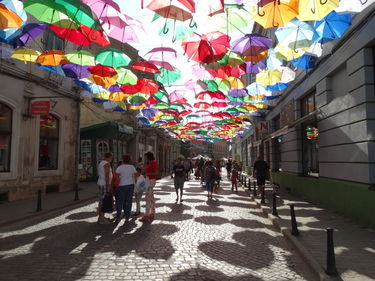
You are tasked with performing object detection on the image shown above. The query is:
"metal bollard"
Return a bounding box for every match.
[290,204,299,236]
[36,190,42,212]
[244,176,247,188]
[74,183,79,201]
[253,182,257,196]
[261,187,266,204]
[272,192,278,216]
[325,228,339,276]
[248,178,251,190]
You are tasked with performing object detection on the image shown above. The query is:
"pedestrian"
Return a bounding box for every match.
[205,161,216,200]
[226,159,232,180]
[140,151,159,222]
[173,157,186,203]
[214,160,221,191]
[231,167,238,192]
[137,157,144,171]
[253,155,269,194]
[133,167,145,217]
[97,152,113,224]
[115,154,136,223]
[184,159,190,180]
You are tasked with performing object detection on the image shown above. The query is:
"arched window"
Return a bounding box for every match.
[97,141,109,163]
[0,102,12,172]
[39,114,59,170]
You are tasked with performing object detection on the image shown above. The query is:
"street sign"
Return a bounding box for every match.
[30,101,50,115]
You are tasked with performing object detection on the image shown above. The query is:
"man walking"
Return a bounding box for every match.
[97,152,113,224]
[173,157,186,203]
[253,156,269,194]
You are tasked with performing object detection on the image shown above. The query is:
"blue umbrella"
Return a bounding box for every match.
[0,28,23,46]
[37,64,65,76]
[290,54,317,70]
[313,11,351,44]
[265,82,290,91]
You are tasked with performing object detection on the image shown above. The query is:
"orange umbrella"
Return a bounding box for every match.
[244,50,268,63]
[0,3,23,29]
[225,76,245,89]
[253,0,298,29]
[36,50,68,66]
[90,75,117,88]
[109,92,129,102]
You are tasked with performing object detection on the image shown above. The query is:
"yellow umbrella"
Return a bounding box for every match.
[11,49,41,64]
[109,92,129,102]
[253,0,299,29]
[256,70,282,86]
[36,50,68,66]
[254,102,269,109]
[274,44,307,61]
[242,104,258,111]
[89,75,117,88]
[0,3,23,29]
[297,0,339,21]
[92,91,110,100]
[225,76,245,89]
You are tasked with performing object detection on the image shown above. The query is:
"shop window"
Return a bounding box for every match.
[80,140,92,177]
[302,124,319,176]
[301,92,316,117]
[0,102,12,172]
[39,114,59,170]
[97,141,109,163]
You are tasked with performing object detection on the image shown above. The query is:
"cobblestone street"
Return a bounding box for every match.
[0,177,313,281]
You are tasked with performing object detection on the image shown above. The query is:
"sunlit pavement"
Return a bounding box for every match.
[0,176,313,281]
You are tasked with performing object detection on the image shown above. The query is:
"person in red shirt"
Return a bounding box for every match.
[139,151,159,222]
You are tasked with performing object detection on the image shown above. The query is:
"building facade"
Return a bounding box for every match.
[247,4,375,227]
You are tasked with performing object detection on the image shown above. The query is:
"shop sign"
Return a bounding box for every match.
[30,101,50,115]
[257,121,269,133]
[118,124,133,134]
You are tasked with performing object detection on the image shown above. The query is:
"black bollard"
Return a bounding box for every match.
[74,183,79,201]
[244,177,247,188]
[290,204,299,236]
[253,182,257,196]
[248,178,251,190]
[272,192,278,216]
[261,187,266,204]
[36,190,42,212]
[325,228,339,276]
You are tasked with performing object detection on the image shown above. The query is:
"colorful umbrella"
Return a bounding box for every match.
[10,48,40,63]
[90,74,117,88]
[65,50,95,66]
[313,11,351,44]
[95,48,131,67]
[155,67,181,84]
[181,31,230,64]
[16,23,48,46]
[156,15,196,42]
[116,68,138,85]
[131,61,160,73]
[274,43,307,61]
[88,65,117,77]
[231,33,272,57]
[228,88,248,98]
[290,54,317,70]
[36,50,68,66]
[256,69,282,85]
[169,90,187,103]
[245,60,266,74]
[49,24,91,46]
[0,3,23,28]
[275,19,316,50]
[61,63,90,79]
[297,0,339,21]
[225,76,245,89]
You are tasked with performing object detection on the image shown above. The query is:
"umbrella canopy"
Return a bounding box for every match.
[36,50,68,66]
[10,48,40,63]
[256,69,282,86]
[274,43,307,61]
[61,63,90,79]
[144,0,195,21]
[65,50,95,66]
[116,68,138,85]
[132,61,160,73]
[228,88,248,98]
[156,16,196,42]
[225,76,245,89]
[297,0,339,21]
[95,48,131,67]
[169,90,187,103]
[181,31,230,64]
[231,33,272,57]
[245,60,266,74]
[155,67,181,84]
[16,23,48,46]
[253,0,298,29]
[313,11,351,44]
[275,19,316,50]
[88,65,117,77]
[290,54,317,70]
[49,24,92,46]
[90,74,117,88]
[0,3,23,28]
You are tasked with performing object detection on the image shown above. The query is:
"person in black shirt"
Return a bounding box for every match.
[253,156,269,193]
[226,159,232,179]
[173,158,186,203]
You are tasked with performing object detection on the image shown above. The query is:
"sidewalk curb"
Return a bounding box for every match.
[246,188,336,281]
[0,196,97,228]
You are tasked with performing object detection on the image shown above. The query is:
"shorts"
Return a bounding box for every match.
[174,176,185,190]
[257,176,266,186]
[98,185,106,204]
[206,179,215,192]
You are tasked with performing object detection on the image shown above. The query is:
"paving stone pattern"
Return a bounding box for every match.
[0,176,313,281]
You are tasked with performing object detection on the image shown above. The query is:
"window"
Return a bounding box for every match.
[302,123,319,176]
[0,103,12,172]
[97,141,109,163]
[39,114,59,170]
[43,30,64,51]
[301,92,316,117]
[80,140,92,177]
[273,115,280,132]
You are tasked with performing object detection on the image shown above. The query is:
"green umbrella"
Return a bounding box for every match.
[127,93,147,104]
[116,68,138,85]
[170,103,185,112]
[207,4,249,33]
[155,67,181,84]
[214,78,231,91]
[160,114,175,120]
[153,102,170,110]
[24,0,69,24]
[153,13,196,42]
[65,50,95,66]
[95,48,131,67]
[55,0,98,29]
[203,80,219,91]
[153,91,170,103]
[186,114,201,119]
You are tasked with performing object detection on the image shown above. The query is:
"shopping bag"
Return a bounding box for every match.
[101,193,113,213]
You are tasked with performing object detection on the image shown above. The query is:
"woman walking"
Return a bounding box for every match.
[115,155,136,223]
[140,152,159,222]
[205,161,216,200]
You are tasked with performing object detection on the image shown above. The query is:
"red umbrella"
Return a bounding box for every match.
[121,84,139,94]
[178,110,192,117]
[196,90,226,100]
[131,61,160,73]
[135,79,159,95]
[49,25,91,46]
[143,0,195,20]
[206,64,246,79]
[88,65,117,77]
[196,0,224,17]
[211,101,228,108]
[79,24,111,46]
[181,31,230,64]
[163,110,179,116]
[194,102,211,109]
[145,96,158,105]
[211,112,232,118]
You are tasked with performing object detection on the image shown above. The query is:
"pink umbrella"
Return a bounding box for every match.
[101,14,145,43]
[144,47,177,71]
[169,90,187,103]
[191,63,214,80]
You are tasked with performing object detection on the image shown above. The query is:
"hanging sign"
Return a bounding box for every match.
[30,101,50,115]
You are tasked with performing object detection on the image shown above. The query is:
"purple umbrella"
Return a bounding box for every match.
[107,84,121,92]
[228,88,248,98]
[228,101,245,106]
[231,34,272,57]
[16,23,48,46]
[141,107,159,118]
[245,60,266,74]
[61,63,90,79]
